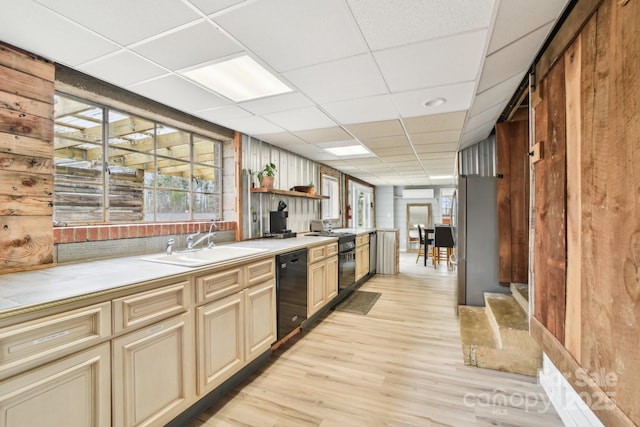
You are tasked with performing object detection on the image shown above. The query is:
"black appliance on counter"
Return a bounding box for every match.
[270,200,296,239]
[306,231,356,292]
[276,248,308,340]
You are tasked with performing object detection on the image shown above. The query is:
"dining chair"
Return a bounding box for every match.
[432,225,454,267]
[415,225,433,265]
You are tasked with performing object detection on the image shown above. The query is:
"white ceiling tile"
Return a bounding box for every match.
[477,23,553,93]
[465,103,503,131]
[128,75,230,112]
[283,54,386,104]
[361,135,410,149]
[348,158,384,165]
[132,21,242,70]
[489,0,569,54]
[371,146,415,156]
[78,51,168,87]
[471,73,523,115]
[404,111,467,134]
[238,92,314,115]
[322,95,398,124]
[213,0,367,72]
[217,116,285,135]
[190,0,245,15]
[413,143,458,154]
[392,82,474,118]
[0,2,120,66]
[293,127,352,144]
[263,107,337,132]
[253,133,307,146]
[348,0,495,50]
[194,105,253,122]
[374,29,487,92]
[410,130,461,145]
[345,120,404,140]
[35,0,200,45]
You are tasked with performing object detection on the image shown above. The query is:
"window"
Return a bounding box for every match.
[321,173,340,220]
[53,93,222,224]
[440,188,455,224]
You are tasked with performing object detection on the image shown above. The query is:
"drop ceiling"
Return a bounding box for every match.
[0,0,570,186]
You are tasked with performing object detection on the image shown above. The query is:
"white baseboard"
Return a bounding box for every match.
[539,354,604,427]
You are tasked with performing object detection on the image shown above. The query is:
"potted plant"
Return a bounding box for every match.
[307,182,315,195]
[257,162,277,189]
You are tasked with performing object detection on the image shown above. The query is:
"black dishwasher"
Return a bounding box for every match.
[276,248,308,340]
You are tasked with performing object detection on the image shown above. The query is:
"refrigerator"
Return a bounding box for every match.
[456,175,508,306]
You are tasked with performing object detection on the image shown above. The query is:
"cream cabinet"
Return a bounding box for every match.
[196,292,244,394]
[112,311,195,427]
[0,342,111,427]
[307,260,326,317]
[195,259,276,396]
[0,301,111,380]
[307,242,339,317]
[0,253,279,426]
[244,279,276,362]
[356,234,370,282]
[326,255,338,301]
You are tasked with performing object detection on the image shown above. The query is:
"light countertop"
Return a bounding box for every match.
[0,235,337,318]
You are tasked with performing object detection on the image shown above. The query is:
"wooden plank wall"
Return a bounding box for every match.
[531,1,640,424]
[496,115,529,285]
[533,63,567,344]
[0,44,54,271]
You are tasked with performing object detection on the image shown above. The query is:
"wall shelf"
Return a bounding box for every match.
[250,188,329,199]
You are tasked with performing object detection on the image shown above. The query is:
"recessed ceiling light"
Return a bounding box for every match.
[182,55,292,102]
[325,145,370,156]
[430,175,452,179]
[424,98,446,107]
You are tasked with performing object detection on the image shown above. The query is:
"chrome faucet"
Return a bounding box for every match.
[186,232,200,250]
[166,238,175,255]
[190,220,218,250]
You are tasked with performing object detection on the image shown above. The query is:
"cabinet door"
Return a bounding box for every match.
[307,261,326,317]
[363,244,370,278]
[0,342,111,427]
[355,245,364,281]
[196,293,244,395]
[112,312,195,427]
[325,256,338,302]
[244,279,276,362]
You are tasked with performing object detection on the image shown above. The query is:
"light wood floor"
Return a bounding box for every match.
[185,253,563,427]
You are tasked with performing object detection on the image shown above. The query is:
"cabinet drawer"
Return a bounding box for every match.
[113,281,190,334]
[0,302,111,379]
[326,242,338,257]
[308,245,327,263]
[246,258,275,287]
[196,268,243,305]
[356,234,369,246]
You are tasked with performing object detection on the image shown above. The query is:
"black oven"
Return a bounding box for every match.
[337,236,356,291]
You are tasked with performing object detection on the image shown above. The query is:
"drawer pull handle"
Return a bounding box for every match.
[32,330,70,345]
[148,325,164,334]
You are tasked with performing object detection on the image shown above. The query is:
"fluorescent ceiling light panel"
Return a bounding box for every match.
[183,55,292,102]
[325,145,370,156]
[430,175,453,179]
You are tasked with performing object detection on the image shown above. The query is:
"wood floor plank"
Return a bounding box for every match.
[186,254,562,427]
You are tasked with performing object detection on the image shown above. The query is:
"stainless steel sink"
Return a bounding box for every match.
[141,246,269,267]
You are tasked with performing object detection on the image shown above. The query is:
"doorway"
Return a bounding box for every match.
[406,204,432,252]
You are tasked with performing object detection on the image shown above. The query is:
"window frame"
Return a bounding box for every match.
[53,92,223,225]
